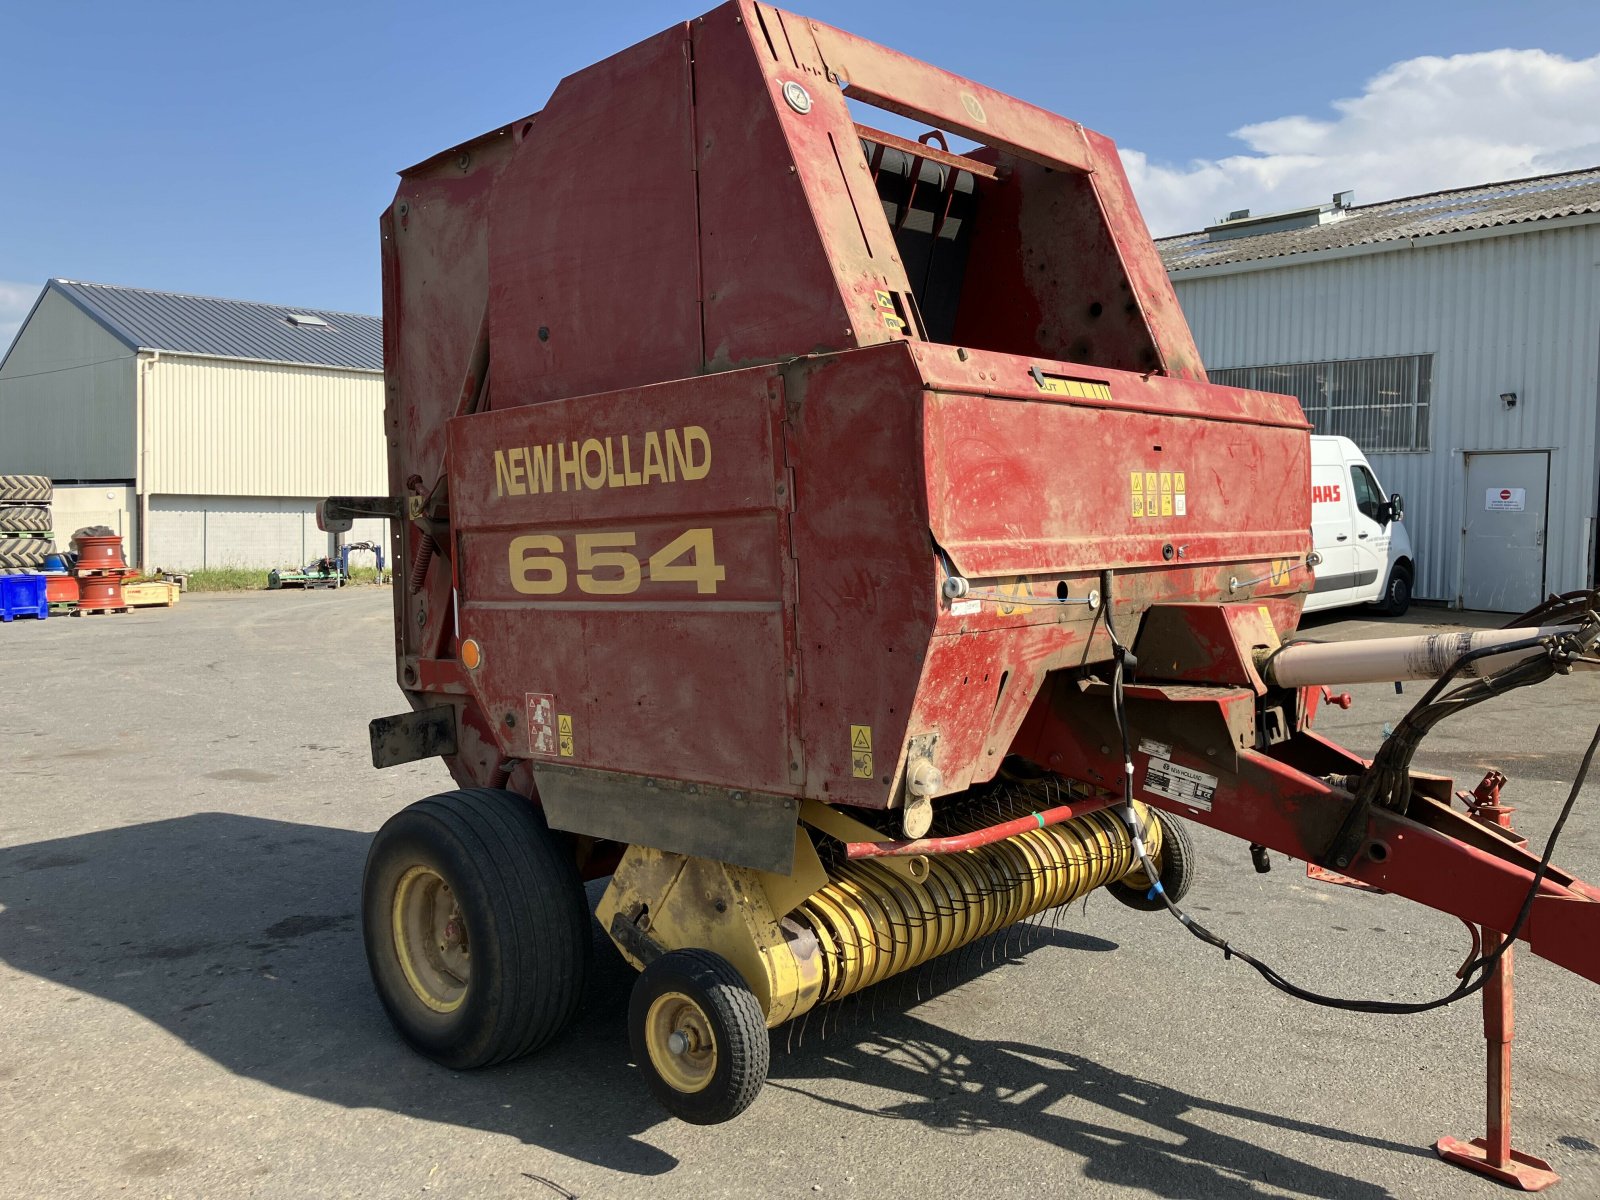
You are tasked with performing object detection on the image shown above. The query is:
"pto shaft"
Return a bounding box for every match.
[1260,626,1592,687]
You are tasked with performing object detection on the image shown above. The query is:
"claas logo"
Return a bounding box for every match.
[1312,483,1342,504]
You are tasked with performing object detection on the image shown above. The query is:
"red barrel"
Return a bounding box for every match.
[44,574,79,605]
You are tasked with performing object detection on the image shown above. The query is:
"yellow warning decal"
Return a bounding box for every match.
[1034,375,1113,401]
[1256,605,1282,649]
[881,312,906,331]
[850,725,874,779]
[874,289,893,308]
[558,713,574,758]
[1128,467,1188,519]
[1270,559,1293,586]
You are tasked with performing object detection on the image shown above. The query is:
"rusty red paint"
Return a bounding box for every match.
[1434,796,1562,1192]
[376,2,1600,1028]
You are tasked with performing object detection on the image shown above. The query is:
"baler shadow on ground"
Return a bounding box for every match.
[0,810,1417,1197]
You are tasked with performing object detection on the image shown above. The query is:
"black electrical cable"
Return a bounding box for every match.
[1097,571,1600,1015]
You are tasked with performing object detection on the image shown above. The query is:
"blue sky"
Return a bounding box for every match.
[3,0,1599,343]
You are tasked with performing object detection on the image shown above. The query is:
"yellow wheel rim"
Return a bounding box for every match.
[645,990,718,1094]
[392,864,470,1013]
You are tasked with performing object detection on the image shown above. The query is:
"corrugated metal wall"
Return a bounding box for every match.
[0,289,137,479]
[1173,223,1600,604]
[144,354,386,496]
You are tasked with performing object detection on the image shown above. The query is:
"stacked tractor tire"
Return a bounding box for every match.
[0,474,55,575]
[0,475,55,622]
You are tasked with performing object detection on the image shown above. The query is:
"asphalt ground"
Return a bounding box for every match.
[1,590,1597,1199]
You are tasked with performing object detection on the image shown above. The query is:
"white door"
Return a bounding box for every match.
[1307,463,1356,609]
[1347,462,1392,602]
[1462,452,1548,612]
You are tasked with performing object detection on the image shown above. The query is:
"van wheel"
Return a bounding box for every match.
[1378,568,1411,617]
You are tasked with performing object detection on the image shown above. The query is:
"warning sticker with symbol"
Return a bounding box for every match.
[1128,465,1188,520]
[526,693,557,756]
[557,713,574,758]
[850,724,873,779]
[1485,487,1526,512]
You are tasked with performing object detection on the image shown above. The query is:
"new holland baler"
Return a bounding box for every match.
[324,3,1600,1181]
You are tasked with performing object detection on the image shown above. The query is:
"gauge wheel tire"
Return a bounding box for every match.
[362,788,591,1070]
[1107,810,1196,912]
[629,948,770,1125]
[0,475,51,504]
[1378,568,1412,617]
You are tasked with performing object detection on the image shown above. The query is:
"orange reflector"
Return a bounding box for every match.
[461,638,482,670]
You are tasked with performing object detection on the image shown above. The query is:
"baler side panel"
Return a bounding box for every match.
[385,129,523,490]
[446,368,797,792]
[783,348,935,804]
[694,4,908,370]
[488,25,704,408]
[1081,127,1208,382]
[922,391,1312,580]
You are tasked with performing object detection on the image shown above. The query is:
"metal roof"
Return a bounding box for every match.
[42,279,382,371]
[1157,166,1600,273]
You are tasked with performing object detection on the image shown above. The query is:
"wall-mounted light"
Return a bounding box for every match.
[1500,391,1518,409]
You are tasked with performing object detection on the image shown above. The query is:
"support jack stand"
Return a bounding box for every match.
[1435,774,1561,1192]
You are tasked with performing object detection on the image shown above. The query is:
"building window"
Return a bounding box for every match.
[1209,354,1432,452]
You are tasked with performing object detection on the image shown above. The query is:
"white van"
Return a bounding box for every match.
[1304,435,1414,616]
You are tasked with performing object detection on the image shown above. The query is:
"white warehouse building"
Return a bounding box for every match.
[1158,168,1600,613]
[0,279,386,569]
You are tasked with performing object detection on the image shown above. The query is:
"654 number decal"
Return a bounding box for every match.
[509,527,727,596]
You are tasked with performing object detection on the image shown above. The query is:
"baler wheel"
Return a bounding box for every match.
[1107,809,1196,912]
[628,948,769,1125]
[361,788,591,1069]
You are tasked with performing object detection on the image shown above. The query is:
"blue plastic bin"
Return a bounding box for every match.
[0,573,49,622]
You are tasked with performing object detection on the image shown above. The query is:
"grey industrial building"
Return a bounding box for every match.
[1159,168,1600,612]
[0,279,386,569]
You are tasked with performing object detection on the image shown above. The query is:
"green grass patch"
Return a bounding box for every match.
[177,566,392,592]
[184,567,272,592]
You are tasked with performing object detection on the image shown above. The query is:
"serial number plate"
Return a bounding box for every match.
[1143,757,1217,812]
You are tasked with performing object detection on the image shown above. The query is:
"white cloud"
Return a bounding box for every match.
[0,281,42,357]
[1122,49,1600,236]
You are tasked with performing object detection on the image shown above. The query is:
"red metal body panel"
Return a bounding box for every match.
[379,1,1318,806]
[488,26,704,407]
[376,2,1600,1000]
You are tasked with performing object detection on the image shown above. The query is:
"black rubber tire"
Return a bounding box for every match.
[629,949,770,1125]
[0,537,51,569]
[1377,567,1412,617]
[0,505,51,532]
[1107,809,1196,912]
[361,788,591,1070]
[0,475,50,504]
